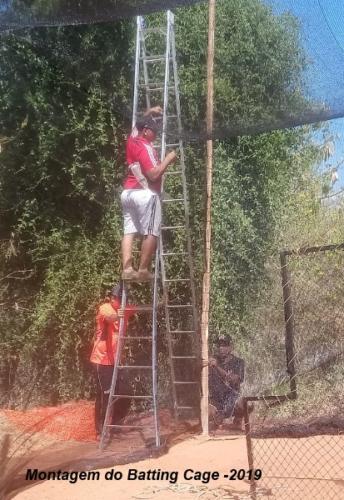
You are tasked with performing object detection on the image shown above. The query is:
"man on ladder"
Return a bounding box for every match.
[121,106,177,281]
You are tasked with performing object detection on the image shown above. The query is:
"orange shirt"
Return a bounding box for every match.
[90,299,137,366]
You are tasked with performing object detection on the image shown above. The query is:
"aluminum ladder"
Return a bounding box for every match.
[99,277,160,450]
[100,10,200,451]
[134,11,200,419]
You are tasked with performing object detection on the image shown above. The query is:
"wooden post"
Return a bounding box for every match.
[201,0,216,435]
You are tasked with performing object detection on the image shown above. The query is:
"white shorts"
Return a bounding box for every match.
[121,189,161,237]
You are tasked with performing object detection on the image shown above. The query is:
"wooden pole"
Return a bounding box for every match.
[201,0,216,435]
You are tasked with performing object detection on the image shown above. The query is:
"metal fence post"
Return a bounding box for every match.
[243,398,257,500]
[280,250,297,398]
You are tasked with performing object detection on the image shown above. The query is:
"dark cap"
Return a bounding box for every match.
[217,335,233,346]
[110,282,123,298]
[136,115,160,134]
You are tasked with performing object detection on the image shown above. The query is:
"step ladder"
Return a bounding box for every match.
[99,276,160,450]
[134,11,200,419]
[100,10,199,451]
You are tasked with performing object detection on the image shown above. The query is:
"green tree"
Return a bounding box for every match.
[0,0,324,406]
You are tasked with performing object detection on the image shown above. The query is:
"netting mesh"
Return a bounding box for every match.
[0,1,203,30]
[1,1,344,135]
[241,243,344,500]
[1,1,344,499]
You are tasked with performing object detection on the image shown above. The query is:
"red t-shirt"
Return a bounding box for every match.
[124,132,161,193]
[90,299,137,366]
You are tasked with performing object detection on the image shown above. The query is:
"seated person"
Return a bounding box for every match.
[208,335,246,429]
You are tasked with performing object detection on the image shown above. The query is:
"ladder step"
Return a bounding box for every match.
[164,279,191,283]
[170,330,196,334]
[176,406,195,410]
[139,81,169,87]
[164,171,183,176]
[106,423,152,429]
[161,225,185,230]
[172,356,197,359]
[147,87,175,92]
[162,198,184,203]
[174,381,199,385]
[118,366,152,369]
[167,304,193,308]
[166,143,180,147]
[140,55,165,61]
[141,57,173,63]
[111,395,153,399]
[161,252,188,256]
[124,336,153,340]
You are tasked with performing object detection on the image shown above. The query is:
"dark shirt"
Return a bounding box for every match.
[214,354,245,391]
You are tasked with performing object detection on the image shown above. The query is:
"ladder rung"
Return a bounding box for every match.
[176,406,195,410]
[164,279,191,282]
[162,198,184,203]
[161,225,185,230]
[170,330,196,334]
[174,381,199,384]
[118,366,152,369]
[146,86,175,92]
[164,171,182,176]
[166,143,179,147]
[161,252,188,256]
[124,336,153,340]
[142,57,173,63]
[167,304,193,308]
[168,114,178,119]
[172,356,197,359]
[140,55,165,61]
[106,424,152,429]
[111,395,153,399]
[139,81,168,88]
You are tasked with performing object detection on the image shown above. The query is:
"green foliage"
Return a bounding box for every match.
[174,0,321,338]
[177,0,309,135]
[0,0,328,408]
[0,23,133,406]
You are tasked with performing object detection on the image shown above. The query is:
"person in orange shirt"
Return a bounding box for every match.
[90,283,137,438]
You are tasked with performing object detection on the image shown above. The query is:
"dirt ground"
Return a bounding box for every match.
[9,434,344,500]
[1,403,343,500]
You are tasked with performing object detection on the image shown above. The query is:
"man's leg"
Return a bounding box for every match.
[95,364,114,437]
[232,397,245,429]
[121,190,139,280]
[121,233,136,270]
[94,365,103,438]
[138,234,157,276]
[137,193,161,280]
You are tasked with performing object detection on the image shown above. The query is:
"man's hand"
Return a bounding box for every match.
[147,106,163,116]
[166,150,177,165]
[209,357,217,367]
[104,313,117,323]
[226,370,240,384]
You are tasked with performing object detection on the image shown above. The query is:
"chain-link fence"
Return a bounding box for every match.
[244,243,344,500]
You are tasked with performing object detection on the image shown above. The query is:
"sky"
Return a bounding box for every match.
[267,0,344,191]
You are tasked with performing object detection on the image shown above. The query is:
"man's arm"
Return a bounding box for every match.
[208,357,241,386]
[143,106,163,116]
[208,358,230,380]
[140,150,177,183]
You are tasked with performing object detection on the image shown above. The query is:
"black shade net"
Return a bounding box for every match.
[1,0,344,136]
[0,1,204,30]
